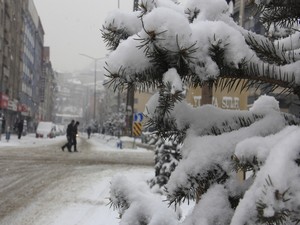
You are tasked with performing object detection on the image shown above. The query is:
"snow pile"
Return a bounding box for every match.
[185,0,230,21]
[104,10,141,36]
[0,133,66,147]
[231,126,300,225]
[182,185,234,225]
[163,68,183,94]
[110,174,179,225]
[249,94,280,114]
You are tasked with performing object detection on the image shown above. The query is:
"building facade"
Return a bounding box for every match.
[0,0,54,133]
[20,0,44,131]
[40,47,55,122]
[0,0,26,131]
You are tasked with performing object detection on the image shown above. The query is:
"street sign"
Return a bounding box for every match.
[134,112,143,122]
[133,122,142,137]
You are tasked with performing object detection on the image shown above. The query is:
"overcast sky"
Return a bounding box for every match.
[33,0,138,73]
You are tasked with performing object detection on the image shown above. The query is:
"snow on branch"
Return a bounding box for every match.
[109,174,180,225]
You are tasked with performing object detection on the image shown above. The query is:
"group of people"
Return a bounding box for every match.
[0,116,23,141]
[61,120,80,152]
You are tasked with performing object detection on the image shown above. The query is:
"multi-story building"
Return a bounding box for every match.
[53,72,87,127]
[40,46,55,122]
[20,0,44,131]
[0,0,26,131]
[0,0,54,133]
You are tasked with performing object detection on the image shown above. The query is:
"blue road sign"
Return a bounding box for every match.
[134,112,144,122]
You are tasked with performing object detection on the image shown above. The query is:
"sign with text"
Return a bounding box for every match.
[0,93,9,109]
[193,96,240,109]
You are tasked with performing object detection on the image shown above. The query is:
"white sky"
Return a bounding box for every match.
[33,0,187,73]
[33,0,137,73]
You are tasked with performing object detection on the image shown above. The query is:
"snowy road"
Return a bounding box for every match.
[0,136,154,225]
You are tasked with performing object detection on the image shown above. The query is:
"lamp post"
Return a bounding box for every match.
[79,54,105,121]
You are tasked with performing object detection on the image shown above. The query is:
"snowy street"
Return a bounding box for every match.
[0,134,155,225]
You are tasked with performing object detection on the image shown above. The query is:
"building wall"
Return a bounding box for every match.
[0,2,3,83]
[21,0,44,130]
[0,0,26,130]
[186,83,248,110]
[133,81,249,122]
[40,46,55,122]
[9,1,24,102]
[0,0,50,133]
[34,19,44,120]
[233,0,264,34]
[134,91,154,113]
[0,0,11,95]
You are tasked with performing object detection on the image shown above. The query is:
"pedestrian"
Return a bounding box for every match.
[17,119,23,139]
[2,116,5,134]
[0,115,3,140]
[61,120,74,152]
[5,126,10,142]
[71,121,80,152]
[87,126,91,139]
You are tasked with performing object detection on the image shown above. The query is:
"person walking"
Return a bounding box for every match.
[5,126,10,142]
[1,116,5,133]
[0,115,4,140]
[71,121,80,152]
[87,126,91,139]
[61,120,74,152]
[17,119,23,139]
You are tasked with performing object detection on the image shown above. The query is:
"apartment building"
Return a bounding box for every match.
[39,47,56,122]
[0,0,54,133]
[0,0,25,130]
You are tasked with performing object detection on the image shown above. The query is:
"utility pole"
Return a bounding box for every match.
[79,54,105,122]
[239,0,245,27]
[125,0,139,136]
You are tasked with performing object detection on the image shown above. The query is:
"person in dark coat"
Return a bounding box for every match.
[87,126,91,139]
[1,116,5,133]
[71,121,80,152]
[61,120,74,152]
[17,119,23,139]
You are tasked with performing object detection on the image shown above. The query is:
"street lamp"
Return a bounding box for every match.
[79,53,105,121]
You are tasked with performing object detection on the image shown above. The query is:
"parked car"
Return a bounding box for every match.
[36,121,56,138]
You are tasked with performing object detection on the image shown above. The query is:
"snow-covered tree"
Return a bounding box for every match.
[102,0,300,224]
[149,135,182,190]
[103,102,127,136]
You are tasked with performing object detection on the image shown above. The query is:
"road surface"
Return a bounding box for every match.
[0,137,154,225]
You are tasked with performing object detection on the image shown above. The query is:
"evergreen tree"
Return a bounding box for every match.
[149,135,182,190]
[103,102,126,136]
[102,0,300,224]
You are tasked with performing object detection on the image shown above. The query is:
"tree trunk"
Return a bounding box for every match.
[201,83,213,105]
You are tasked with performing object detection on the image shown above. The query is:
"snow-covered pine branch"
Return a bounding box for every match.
[102,0,300,224]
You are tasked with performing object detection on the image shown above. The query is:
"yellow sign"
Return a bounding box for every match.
[133,122,142,137]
